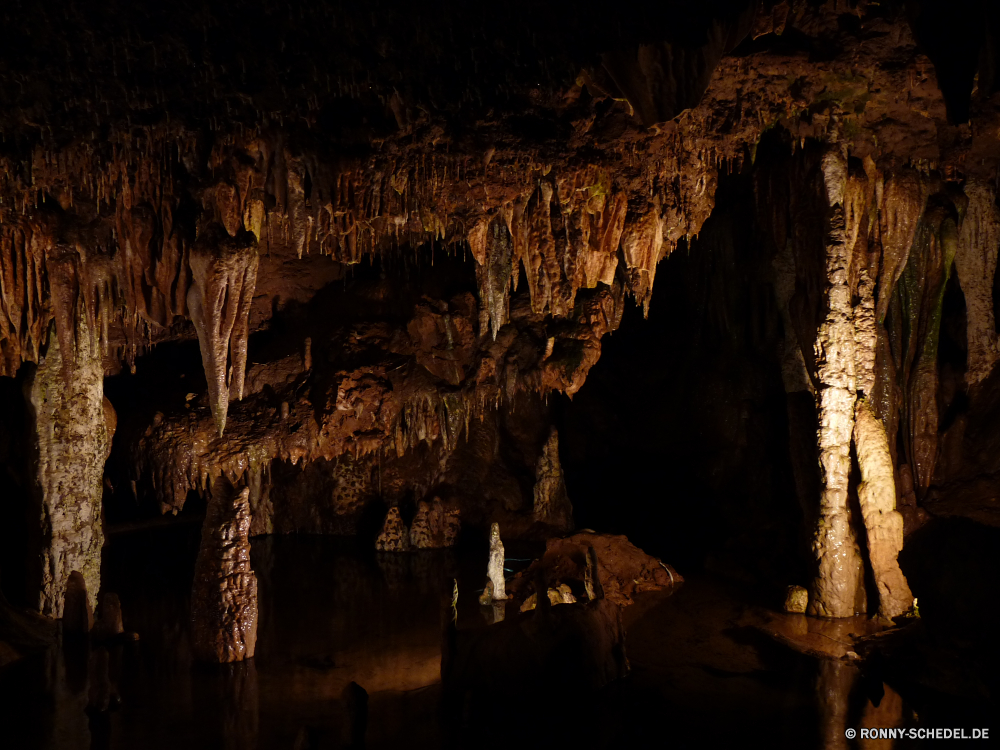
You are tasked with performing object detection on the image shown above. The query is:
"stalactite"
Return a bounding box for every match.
[808,151,865,619]
[954,181,1000,385]
[853,269,877,397]
[470,216,513,340]
[853,400,913,618]
[876,171,926,324]
[191,483,258,663]
[186,225,259,436]
[26,315,109,619]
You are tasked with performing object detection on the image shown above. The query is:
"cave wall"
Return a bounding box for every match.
[2,0,1000,617]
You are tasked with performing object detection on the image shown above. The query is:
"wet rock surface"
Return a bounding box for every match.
[191,485,258,663]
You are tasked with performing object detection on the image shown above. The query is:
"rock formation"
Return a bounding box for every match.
[26,317,110,620]
[191,485,258,663]
[853,401,913,618]
[485,523,507,601]
[409,498,461,549]
[807,151,866,618]
[375,507,409,553]
[532,427,574,530]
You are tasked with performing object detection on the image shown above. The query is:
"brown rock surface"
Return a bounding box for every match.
[191,485,258,663]
[507,533,681,608]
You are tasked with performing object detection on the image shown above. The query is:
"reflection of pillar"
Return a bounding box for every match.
[192,484,258,663]
[858,682,904,750]
[809,153,865,618]
[27,317,110,620]
[218,661,259,750]
[817,660,857,750]
[854,401,913,618]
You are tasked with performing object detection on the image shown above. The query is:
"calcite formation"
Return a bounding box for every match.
[187,227,260,437]
[191,485,258,663]
[954,182,1000,386]
[808,151,865,619]
[2,0,1000,631]
[409,498,461,549]
[486,523,508,601]
[27,319,110,619]
[532,428,574,530]
[853,401,913,618]
[375,507,409,553]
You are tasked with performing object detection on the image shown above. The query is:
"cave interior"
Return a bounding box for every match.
[1,0,999,747]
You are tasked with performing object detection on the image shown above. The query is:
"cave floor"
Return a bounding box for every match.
[0,532,937,749]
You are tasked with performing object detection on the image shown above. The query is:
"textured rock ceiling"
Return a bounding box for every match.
[3,0,1000,532]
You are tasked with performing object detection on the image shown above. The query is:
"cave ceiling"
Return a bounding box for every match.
[2,0,1000,523]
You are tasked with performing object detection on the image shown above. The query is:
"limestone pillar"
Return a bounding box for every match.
[808,152,866,618]
[853,401,913,618]
[191,484,258,662]
[27,319,110,620]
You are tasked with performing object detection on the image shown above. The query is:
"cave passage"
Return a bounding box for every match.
[2,1,1000,748]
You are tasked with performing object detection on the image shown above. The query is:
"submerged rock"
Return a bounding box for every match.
[507,532,681,609]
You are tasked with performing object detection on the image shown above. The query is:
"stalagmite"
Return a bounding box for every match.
[532,427,574,530]
[186,225,260,437]
[375,506,409,552]
[954,181,1000,385]
[409,498,461,548]
[191,484,258,663]
[485,522,507,601]
[27,317,110,620]
[853,401,913,618]
[808,152,865,619]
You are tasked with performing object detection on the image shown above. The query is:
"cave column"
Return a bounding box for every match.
[191,483,258,663]
[853,400,913,617]
[808,152,866,618]
[27,314,110,620]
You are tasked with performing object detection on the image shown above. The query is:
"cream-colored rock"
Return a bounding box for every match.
[853,269,877,398]
[191,485,258,663]
[27,319,109,619]
[853,401,913,618]
[784,585,808,614]
[809,161,865,619]
[486,523,507,600]
[955,181,1000,385]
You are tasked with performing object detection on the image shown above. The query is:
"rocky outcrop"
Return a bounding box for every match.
[507,533,680,609]
[191,485,258,663]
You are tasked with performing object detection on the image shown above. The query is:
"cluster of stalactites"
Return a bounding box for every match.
[186,225,259,436]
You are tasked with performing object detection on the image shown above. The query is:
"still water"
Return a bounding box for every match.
[1,529,935,749]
